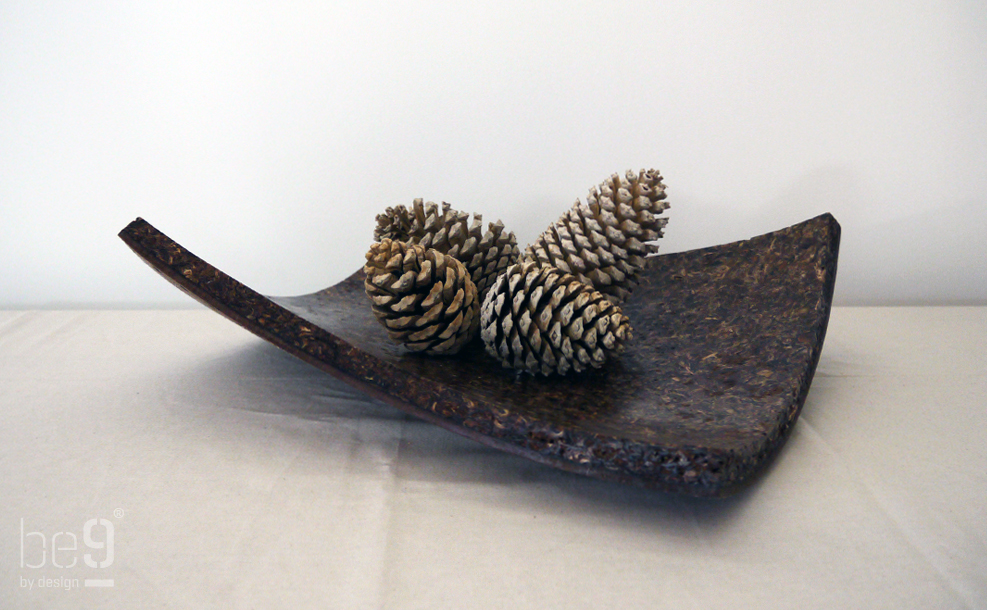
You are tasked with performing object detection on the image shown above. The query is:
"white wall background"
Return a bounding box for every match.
[2,0,985,307]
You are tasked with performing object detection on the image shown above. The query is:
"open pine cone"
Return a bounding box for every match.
[480,261,632,376]
[374,199,520,299]
[364,239,479,355]
[523,169,669,304]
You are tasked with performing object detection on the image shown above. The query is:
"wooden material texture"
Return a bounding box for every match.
[119,213,840,496]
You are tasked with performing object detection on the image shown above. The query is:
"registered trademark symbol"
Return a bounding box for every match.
[113,508,124,519]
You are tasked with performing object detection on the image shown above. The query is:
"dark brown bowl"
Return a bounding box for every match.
[120,213,839,496]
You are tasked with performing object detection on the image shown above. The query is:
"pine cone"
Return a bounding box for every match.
[480,261,632,376]
[523,169,669,304]
[374,199,520,299]
[364,239,479,355]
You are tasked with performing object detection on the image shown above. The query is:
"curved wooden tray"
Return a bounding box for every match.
[120,214,839,496]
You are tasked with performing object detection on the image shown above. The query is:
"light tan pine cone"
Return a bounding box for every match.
[364,239,479,355]
[374,199,520,299]
[523,169,669,304]
[479,260,632,376]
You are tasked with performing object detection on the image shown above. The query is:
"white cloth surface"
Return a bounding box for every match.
[1,308,984,609]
